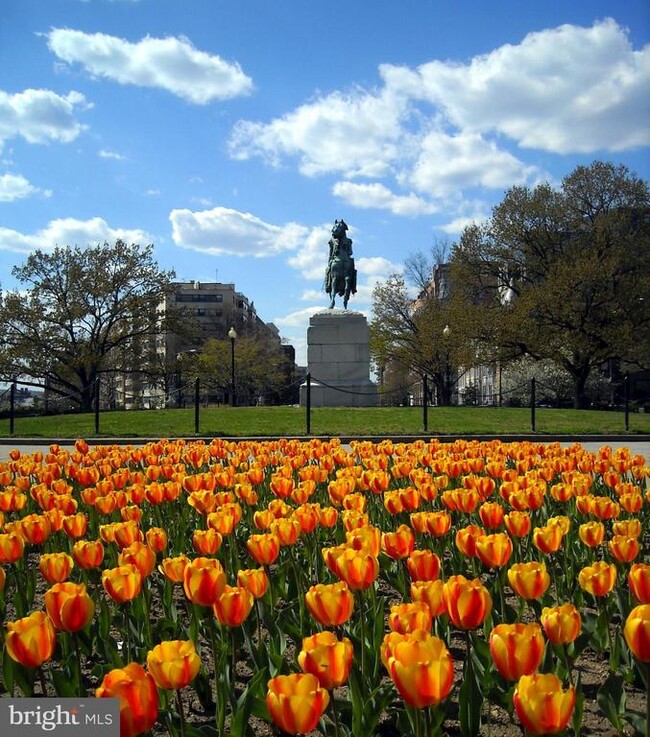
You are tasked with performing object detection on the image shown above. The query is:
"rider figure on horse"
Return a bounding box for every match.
[324,219,357,309]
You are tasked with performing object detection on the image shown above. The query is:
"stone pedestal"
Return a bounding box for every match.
[300,309,378,407]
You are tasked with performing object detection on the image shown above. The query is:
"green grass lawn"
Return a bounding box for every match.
[2,405,648,438]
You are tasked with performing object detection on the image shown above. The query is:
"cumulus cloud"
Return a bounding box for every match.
[0,217,153,254]
[0,88,88,151]
[169,206,308,256]
[46,28,253,104]
[0,173,51,202]
[99,148,127,160]
[229,19,648,217]
[332,181,436,216]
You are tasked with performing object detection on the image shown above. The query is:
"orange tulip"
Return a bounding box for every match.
[479,501,505,529]
[213,585,254,627]
[305,581,354,626]
[578,521,605,548]
[443,575,492,630]
[332,547,379,590]
[159,555,190,584]
[540,603,582,645]
[0,567,5,592]
[507,561,551,600]
[406,549,441,582]
[629,563,650,604]
[237,567,269,599]
[608,535,639,564]
[298,631,354,689]
[578,561,617,597]
[0,531,24,563]
[475,532,513,568]
[513,673,575,735]
[388,601,432,634]
[72,539,105,569]
[102,564,143,604]
[410,579,446,618]
[266,673,330,735]
[44,581,95,632]
[504,511,531,538]
[192,528,223,555]
[5,610,56,668]
[246,533,281,566]
[146,640,200,690]
[145,527,168,554]
[623,604,650,662]
[455,524,485,558]
[182,556,226,607]
[119,541,156,579]
[38,552,74,583]
[346,525,381,556]
[96,662,159,737]
[383,629,454,708]
[62,512,88,539]
[612,518,642,538]
[113,520,142,549]
[532,524,563,554]
[270,517,301,546]
[381,525,416,560]
[489,622,545,680]
[426,510,452,537]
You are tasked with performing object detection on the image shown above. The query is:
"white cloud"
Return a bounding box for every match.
[0,88,88,151]
[332,181,436,216]
[99,148,127,160]
[0,173,51,202]
[46,29,253,104]
[414,18,650,153]
[0,217,153,254]
[169,206,308,256]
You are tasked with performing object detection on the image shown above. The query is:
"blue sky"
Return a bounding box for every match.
[1,0,649,365]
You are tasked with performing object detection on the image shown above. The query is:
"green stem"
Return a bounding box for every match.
[331,695,342,737]
[208,615,225,736]
[177,689,186,737]
[73,633,84,697]
[358,589,366,684]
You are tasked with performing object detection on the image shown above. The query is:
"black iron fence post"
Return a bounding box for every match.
[9,382,16,436]
[422,374,428,433]
[305,373,311,435]
[530,377,536,433]
[94,377,100,435]
[194,377,200,434]
[624,373,629,432]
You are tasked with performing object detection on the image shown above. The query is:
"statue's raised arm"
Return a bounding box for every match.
[324,219,357,309]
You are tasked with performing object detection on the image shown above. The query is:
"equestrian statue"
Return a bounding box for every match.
[324,219,357,309]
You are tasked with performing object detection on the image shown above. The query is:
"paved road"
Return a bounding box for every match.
[1,438,648,462]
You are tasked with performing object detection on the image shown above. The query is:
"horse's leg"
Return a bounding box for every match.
[329,294,335,309]
[343,277,350,309]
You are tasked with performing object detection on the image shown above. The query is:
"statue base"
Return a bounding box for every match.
[299,309,378,407]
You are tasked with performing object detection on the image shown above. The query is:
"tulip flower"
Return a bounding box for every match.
[298,631,354,689]
[62,512,88,539]
[513,673,575,735]
[145,527,168,554]
[102,564,143,604]
[628,563,650,604]
[0,567,5,592]
[383,629,454,708]
[20,513,52,545]
[388,601,433,634]
[159,555,190,584]
[455,524,485,558]
[44,581,95,632]
[578,521,605,548]
[612,518,642,538]
[237,567,269,599]
[489,622,545,680]
[623,604,650,662]
[38,552,74,583]
[608,534,639,564]
[540,603,582,645]
[119,541,156,579]
[507,561,551,600]
[146,640,201,690]
[346,525,381,556]
[443,575,492,630]
[0,531,24,564]
[410,579,446,618]
[96,662,159,737]
[305,581,354,626]
[5,610,56,668]
[504,511,531,538]
[479,501,505,529]
[332,547,379,590]
[246,533,281,566]
[266,673,330,735]
[406,549,441,581]
[578,561,617,597]
[72,539,105,569]
[183,556,226,607]
[475,532,513,568]
[270,517,301,546]
[213,585,254,627]
[532,524,563,554]
[192,528,223,555]
[113,520,142,549]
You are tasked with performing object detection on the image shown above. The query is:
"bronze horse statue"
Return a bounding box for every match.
[324,219,357,309]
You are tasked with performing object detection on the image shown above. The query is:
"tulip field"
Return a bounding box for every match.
[0,437,648,737]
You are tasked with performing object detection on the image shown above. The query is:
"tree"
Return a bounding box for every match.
[0,241,176,411]
[453,161,650,408]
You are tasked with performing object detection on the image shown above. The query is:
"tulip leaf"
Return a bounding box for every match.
[459,651,483,737]
[229,667,268,737]
[1,646,15,694]
[572,672,584,737]
[51,667,79,697]
[597,672,626,732]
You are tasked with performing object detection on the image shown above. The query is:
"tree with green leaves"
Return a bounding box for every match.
[0,241,176,411]
[453,161,650,408]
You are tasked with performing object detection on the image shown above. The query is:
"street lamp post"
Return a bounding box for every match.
[442,324,451,406]
[228,327,237,407]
